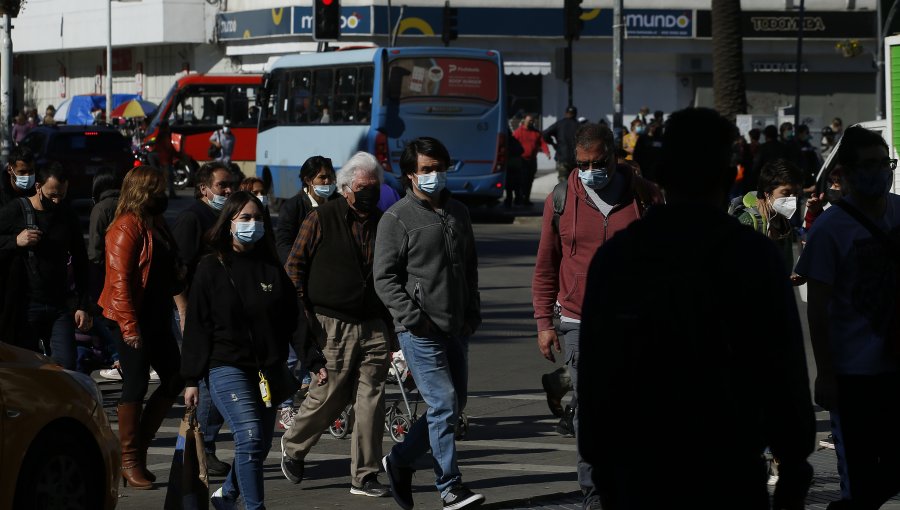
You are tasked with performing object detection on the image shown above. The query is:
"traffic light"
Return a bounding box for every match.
[314,0,341,41]
[442,1,458,47]
[564,0,584,41]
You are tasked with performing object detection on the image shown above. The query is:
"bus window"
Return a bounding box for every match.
[313,69,334,124]
[334,67,357,123]
[230,85,256,126]
[387,58,499,103]
[176,86,228,126]
[289,70,312,124]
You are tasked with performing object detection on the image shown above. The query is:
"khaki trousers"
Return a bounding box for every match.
[282,314,390,486]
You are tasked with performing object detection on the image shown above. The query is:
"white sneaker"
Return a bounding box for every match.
[767,474,779,486]
[278,406,297,430]
[210,486,238,510]
[149,369,160,381]
[99,368,122,380]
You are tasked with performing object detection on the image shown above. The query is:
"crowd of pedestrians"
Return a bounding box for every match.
[0,100,898,510]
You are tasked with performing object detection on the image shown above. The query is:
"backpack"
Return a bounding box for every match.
[727,194,765,234]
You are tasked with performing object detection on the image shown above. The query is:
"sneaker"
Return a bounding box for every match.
[280,436,304,484]
[278,406,297,430]
[819,434,835,450]
[382,453,414,510]
[442,484,485,510]
[210,486,238,510]
[149,369,159,381]
[767,474,779,486]
[350,475,391,497]
[99,368,122,380]
[206,452,230,477]
[554,406,575,437]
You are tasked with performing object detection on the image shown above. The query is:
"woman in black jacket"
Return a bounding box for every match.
[182,191,325,510]
[274,156,337,263]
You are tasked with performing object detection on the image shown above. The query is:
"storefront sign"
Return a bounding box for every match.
[751,62,809,73]
[217,8,292,40]
[696,10,875,39]
[292,6,373,36]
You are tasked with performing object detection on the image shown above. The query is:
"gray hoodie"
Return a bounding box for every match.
[374,189,481,337]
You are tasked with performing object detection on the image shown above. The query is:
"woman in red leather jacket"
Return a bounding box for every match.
[98,165,185,490]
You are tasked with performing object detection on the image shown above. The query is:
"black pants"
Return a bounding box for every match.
[835,372,900,509]
[518,158,537,204]
[108,313,184,403]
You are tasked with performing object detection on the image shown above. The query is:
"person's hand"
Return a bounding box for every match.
[789,273,806,287]
[178,310,186,335]
[184,387,200,408]
[74,310,92,332]
[806,192,825,216]
[16,228,41,247]
[315,367,328,386]
[123,335,142,349]
[538,329,561,362]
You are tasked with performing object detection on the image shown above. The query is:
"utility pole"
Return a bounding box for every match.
[793,0,804,128]
[106,0,112,123]
[0,13,11,168]
[612,0,624,145]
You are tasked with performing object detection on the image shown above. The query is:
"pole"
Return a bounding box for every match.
[391,5,405,47]
[612,0,624,146]
[794,0,804,128]
[106,0,112,124]
[0,14,10,168]
[386,0,393,47]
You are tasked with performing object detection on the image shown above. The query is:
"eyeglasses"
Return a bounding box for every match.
[575,160,605,171]
[858,158,898,172]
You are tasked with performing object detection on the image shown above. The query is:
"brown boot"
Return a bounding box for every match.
[137,391,176,484]
[117,402,153,489]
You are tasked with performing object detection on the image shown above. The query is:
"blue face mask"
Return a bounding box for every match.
[313,184,336,198]
[578,168,610,190]
[209,192,227,211]
[416,171,447,196]
[232,220,264,244]
[848,168,892,197]
[634,126,645,135]
[14,173,34,190]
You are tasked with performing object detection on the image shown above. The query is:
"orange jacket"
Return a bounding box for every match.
[98,212,155,338]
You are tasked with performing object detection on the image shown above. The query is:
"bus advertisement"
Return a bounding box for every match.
[256,46,507,205]
[144,73,263,186]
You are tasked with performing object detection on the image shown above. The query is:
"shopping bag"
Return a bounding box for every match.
[164,407,209,510]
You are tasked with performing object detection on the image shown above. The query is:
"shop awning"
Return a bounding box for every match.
[504,61,552,76]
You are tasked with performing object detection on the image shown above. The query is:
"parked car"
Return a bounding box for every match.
[0,341,119,509]
[18,125,133,216]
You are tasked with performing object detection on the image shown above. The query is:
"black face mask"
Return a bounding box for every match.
[825,188,843,204]
[39,191,57,210]
[352,186,381,214]
[145,193,169,216]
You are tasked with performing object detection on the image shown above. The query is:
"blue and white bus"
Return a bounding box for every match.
[256,46,507,204]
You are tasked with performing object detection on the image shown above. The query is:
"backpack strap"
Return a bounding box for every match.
[551,181,568,233]
[17,197,40,278]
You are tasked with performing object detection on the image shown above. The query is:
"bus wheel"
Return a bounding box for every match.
[172,161,192,190]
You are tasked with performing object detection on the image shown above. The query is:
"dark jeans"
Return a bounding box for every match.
[26,302,76,370]
[108,314,183,403]
[834,372,900,509]
[198,378,226,453]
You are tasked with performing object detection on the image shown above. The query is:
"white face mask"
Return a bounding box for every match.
[256,193,268,207]
[771,196,797,219]
[208,192,227,211]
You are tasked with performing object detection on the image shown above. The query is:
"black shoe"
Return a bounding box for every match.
[350,474,391,497]
[555,406,575,437]
[280,437,304,484]
[205,452,230,476]
[382,453,414,510]
[442,484,485,510]
[541,374,564,418]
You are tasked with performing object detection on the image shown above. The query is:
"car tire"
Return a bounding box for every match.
[14,427,105,510]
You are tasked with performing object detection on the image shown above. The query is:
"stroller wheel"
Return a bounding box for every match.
[454,412,468,440]
[389,414,412,443]
[329,409,351,439]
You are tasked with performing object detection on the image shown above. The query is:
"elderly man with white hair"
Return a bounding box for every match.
[281,151,393,497]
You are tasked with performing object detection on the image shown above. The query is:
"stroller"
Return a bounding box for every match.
[328,350,469,443]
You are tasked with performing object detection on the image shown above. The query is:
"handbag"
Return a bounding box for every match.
[164,407,209,510]
[217,258,301,406]
[207,143,221,159]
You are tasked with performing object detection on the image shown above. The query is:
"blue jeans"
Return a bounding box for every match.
[207,365,276,510]
[560,321,596,507]
[390,331,468,496]
[198,378,225,453]
[26,302,76,370]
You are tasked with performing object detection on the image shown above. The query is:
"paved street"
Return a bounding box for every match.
[94,182,900,509]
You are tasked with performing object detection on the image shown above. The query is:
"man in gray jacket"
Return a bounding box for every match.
[374,137,483,510]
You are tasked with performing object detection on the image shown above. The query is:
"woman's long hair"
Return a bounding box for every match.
[205,191,278,262]
[113,165,165,227]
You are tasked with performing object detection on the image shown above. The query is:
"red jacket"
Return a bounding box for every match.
[513,125,550,161]
[532,169,643,331]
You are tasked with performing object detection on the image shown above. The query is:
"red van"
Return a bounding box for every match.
[143,74,262,187]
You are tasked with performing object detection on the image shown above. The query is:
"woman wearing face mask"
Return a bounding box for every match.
[804,166,844,231]
[97,165,186,490]
[730,158,804,272]
[622,119,644,160]
[240,176,272,221]
[274,155,337,264]
[182,191,320,510]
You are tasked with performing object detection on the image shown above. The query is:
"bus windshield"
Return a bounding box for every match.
[388,57,499,104]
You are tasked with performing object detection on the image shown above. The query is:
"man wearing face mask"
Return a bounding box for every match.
[171,161,235,475]
[512,114,550,206]
[375,137,483,510]
[281,151,393,497]
[796,125,900,509]
[209,120,236,166]
[1,145,36,209]
[532,123,654,510]
[0,162,92,368]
